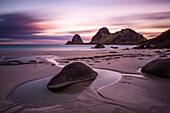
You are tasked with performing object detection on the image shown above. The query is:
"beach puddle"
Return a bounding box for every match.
[10,69,121,107]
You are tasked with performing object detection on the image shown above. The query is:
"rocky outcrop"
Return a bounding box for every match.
[47,62,98,91]
[141,59,170,78]
[92,44,105,48]
[66,34,83,44]
[144,29,170,45]
[90,28,146,44]
[137,29,170,49]
[91,27,111,44]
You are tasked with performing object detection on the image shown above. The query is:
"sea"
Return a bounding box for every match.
[0,44,137,51]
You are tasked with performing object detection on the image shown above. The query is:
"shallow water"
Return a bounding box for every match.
[0,55,60,65]
[0,44,137,51]
[10,69,121,107]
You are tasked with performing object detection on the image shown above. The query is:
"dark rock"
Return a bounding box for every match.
[154,50,162,53]
[91,27,110,44]
[141,59,170,78]
[143,29,170,45]
[110,46,118,49]
[160,55,167,57]
[51,64,55,66]
[93,44,105,48]
[89,64,94,65]
[90,28,146,44]
[133,45,145,49]
[122,48,130,50]
[133,44,154,49]
[47,62,98,91]
[66,41,72,45]
[138,29,170,49]
[66,34,83,44]
[72,34,83,43]
[166,49,170,52]
[109,51,117,53]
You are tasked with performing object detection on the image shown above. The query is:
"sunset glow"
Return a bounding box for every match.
[0,0,170,44]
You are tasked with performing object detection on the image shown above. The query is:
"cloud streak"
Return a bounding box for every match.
[0,12,71,44]
[111,11,170,22]
[0,12,44,35]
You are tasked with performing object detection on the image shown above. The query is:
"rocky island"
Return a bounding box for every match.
[66,27,147,45]
[66,34,83,44]
[90,27,147,44]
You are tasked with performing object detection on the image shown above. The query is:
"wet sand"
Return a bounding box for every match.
[10,69,121,107]
[0,49,170,113]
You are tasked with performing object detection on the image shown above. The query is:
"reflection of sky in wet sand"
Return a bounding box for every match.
[10,69,121,107]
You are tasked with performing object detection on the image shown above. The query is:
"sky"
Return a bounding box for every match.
[0,0,170,44]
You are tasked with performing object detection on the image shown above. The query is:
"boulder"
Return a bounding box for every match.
[141,59,170,78]
[47,62,98,91]
[93,44,105,48]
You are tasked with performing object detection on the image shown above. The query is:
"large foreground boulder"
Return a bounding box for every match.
[141,59,170,78]
[47,62,98,91]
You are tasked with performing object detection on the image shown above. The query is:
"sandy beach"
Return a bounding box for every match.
[0,48,170,113]
[1,0,170,112]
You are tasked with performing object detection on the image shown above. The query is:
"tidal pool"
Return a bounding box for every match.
[10,69,121,107]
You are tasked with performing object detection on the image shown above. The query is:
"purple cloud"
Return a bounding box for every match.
[0,12,73,43]
[112,11,170,21]
[0,12,43,35]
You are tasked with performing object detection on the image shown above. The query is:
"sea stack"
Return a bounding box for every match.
[66,34,84,44]
[91,27,111,44]
[90,28,146,44]
[47,62,98,91]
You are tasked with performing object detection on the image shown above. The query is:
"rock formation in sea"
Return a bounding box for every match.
[90,27,146,44]
[47,62,98,91]
[91,27,111,44]
[141,58,170,78]
[66,34,84,44]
